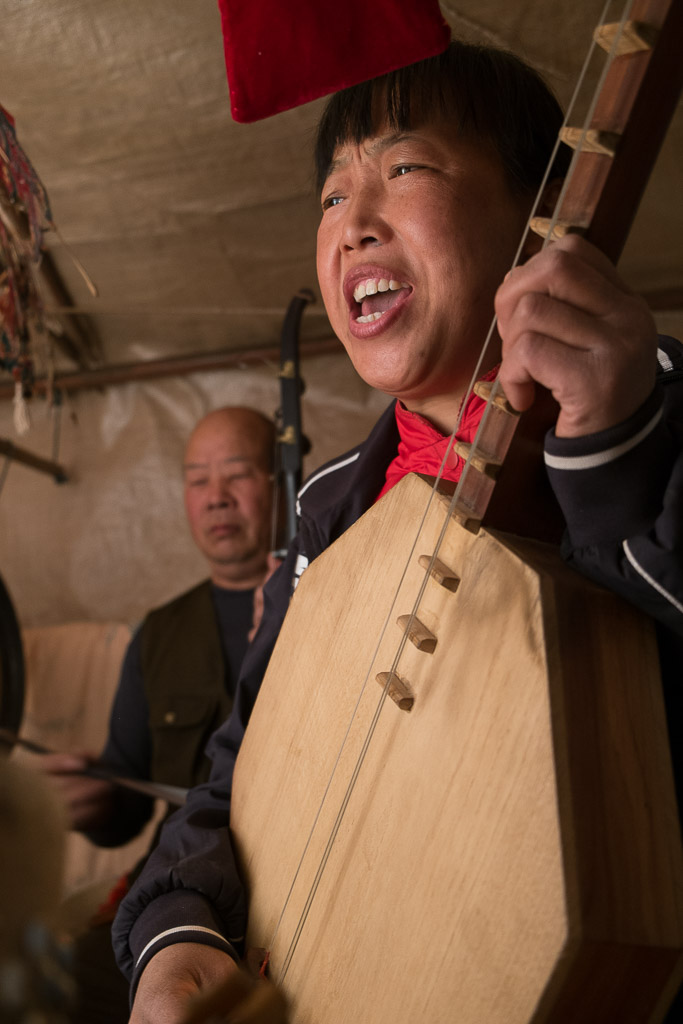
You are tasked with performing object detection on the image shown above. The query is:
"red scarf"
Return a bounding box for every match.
[376,367,499,502]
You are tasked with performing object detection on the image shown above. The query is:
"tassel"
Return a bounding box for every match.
[13,378,30,434]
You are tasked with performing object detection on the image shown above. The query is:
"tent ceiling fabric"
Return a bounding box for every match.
[0,0,681,372]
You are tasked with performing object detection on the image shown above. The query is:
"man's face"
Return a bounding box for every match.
[183,414,272,587]
[316,119,532,430]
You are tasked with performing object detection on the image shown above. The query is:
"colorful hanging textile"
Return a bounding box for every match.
[217,0,450,122]
[0,105,52,260]
[0,104,54,424]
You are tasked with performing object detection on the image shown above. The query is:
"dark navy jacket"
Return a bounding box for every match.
[113,337,683,997]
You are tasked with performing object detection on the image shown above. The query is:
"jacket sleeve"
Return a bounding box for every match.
[111,536,304,995]
[545,340,683,637]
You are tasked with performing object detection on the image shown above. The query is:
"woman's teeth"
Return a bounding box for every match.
[353,278,407,303]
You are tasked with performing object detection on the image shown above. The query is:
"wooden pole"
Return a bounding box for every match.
[0,338,342,401]
[0,438,68,482]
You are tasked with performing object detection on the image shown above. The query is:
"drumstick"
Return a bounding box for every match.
[0,728,188,805]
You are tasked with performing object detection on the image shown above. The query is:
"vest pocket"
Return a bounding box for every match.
[149,695,222,788]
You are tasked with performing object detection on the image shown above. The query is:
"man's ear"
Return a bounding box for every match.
[520,177,565,261]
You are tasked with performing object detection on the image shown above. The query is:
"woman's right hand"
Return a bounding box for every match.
[128,944,243,1024]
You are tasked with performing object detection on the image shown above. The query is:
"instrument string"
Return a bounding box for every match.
[271,0,630,983]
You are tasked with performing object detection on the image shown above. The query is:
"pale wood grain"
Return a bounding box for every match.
[232,474,683,1024]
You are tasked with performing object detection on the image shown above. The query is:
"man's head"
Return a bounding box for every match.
[314,41,570,432]
[183,407,274,589]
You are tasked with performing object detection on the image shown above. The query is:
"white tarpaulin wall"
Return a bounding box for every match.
[0,354,389,629]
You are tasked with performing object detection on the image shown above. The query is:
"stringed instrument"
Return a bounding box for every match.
[0,572,24,741]
[224,1,683,1021]
[273,288,314,554]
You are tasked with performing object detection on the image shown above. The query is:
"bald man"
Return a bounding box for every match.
[42,406,276,1024]
[182,407,275,592]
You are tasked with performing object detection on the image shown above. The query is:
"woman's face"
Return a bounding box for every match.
[316,119,531,431]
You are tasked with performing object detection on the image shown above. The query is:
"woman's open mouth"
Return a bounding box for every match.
[346,274,412,336]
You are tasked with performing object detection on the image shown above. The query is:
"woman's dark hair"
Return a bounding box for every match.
[315,40,571,196]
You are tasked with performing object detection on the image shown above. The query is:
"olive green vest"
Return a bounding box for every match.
[140,580,233,789]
